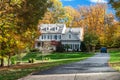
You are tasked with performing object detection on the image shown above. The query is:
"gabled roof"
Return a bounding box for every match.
[39,24,66,34]
[65,27,83,41]
[65,28,82,34]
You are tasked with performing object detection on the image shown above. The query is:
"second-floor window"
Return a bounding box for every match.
[59,35,61,39]
[48,35,49,39]
[54,35,57,40]
[50,35,52,39]
[44,35,46,39]
[69,34,71,39]
[41,35,43,39]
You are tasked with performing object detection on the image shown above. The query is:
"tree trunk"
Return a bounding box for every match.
[92,46,96,52]
[1,58,4,67]
[7,53,11,67]
[87,45,90,52]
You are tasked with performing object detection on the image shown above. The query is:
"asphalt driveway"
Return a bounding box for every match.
[19,53,120,80]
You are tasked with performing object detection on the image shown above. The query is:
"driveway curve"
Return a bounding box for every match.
[19,53,120,80]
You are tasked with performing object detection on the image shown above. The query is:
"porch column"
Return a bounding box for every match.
[79,43,81,51]
[73,44,75,50]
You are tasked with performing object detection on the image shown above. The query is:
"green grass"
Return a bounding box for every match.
[17,52,93,61]
[109,49,120,62]
[0,52,94,80]
[109,49,120,71]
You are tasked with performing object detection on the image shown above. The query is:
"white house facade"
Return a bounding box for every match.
[35,24,84,51]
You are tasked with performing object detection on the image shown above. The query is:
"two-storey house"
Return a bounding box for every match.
[35,24,83,51]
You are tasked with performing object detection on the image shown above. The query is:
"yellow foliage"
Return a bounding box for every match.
[3,38,8,42]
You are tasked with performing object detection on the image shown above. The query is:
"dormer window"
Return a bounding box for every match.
[53,28,55,31]
[50,28,55,31]
[56,27,57,30]
[47,27,49,30]
[42,28,46,31]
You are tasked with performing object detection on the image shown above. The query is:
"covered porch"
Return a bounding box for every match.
[61,40,81,51]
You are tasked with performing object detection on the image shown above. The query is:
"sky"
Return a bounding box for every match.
[60,0,115,14]
[60,0,108,7]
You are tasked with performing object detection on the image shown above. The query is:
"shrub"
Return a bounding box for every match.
[28,58,35,63]
[56,45,64,52]
[30,48,39,52]
[80,42,87,52]
[11,57,16,65]
[44,57,51,60]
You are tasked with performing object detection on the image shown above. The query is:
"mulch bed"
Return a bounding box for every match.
[0,62,49,71]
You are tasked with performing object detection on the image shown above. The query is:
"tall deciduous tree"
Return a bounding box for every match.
[39,0,65,24]
[64,6,80,27]
[78,4,115,50]
[112,23,120,47]
[0,0,50,66]
[109,0,120,19]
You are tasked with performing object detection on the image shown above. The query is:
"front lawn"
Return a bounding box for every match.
[0,52,94,80]
[14,52,93,62]
[109,49,120,71]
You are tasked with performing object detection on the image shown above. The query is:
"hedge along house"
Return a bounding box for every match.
[35,24,84,52]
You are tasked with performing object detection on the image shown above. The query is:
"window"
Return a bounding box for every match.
[47,27,49,30]
[48,35,49,39]
[69,34,71,39]
[52,28,55,31]
[50,35,52,40]
[44,35,46,39]
[41,35,43,39]
[54,35,57,40]
[44,28,46,31]
[77,44,79,49]
[59,35,61,39]
[51,28,55,31]
[56,27,57,30]
[75,44,79,49]
[69,44,72,49]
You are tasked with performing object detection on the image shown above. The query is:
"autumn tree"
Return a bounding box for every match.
[0,0,50,66]
[64,6,80,27]
[109,0,120,19]
[111,22,120,47]
[77,4,106,50]
[39,0,66,24]
[84,32,99,52]
[109,0,120,48]
[77,4,115,50]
